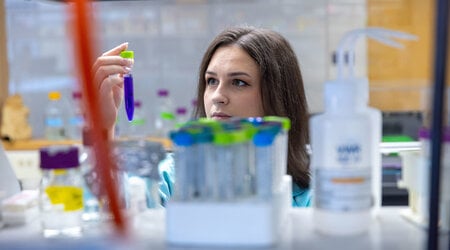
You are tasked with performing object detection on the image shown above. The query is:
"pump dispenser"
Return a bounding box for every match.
[310,27,417,236]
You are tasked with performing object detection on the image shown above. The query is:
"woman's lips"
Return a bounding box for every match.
[211,112,231,120]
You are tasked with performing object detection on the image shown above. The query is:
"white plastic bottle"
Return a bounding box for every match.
[310,80,373,236]
[356,79,382,216]
[153,89,175,138]
[44,91,66,140]
[336,27,416,218]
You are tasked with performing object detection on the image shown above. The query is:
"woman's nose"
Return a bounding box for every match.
[211,83,229,105]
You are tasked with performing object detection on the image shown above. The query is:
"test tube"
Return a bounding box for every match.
[197,120,223,200]
[120,50,135,121]
[192,128,214,200]
[231,127,254,199]
[253,125,279,200]
[171,131,196,201]
[264,116,291,190]
[213,131,235,201]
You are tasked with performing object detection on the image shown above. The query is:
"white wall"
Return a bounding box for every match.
[5,0,367,138]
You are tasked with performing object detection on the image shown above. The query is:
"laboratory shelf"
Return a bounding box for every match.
[0,207,448,250]
[1,137,172,151]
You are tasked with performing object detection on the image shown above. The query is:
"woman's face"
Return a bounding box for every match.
[204,45,264,120]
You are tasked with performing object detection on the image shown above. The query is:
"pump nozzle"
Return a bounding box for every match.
[336,27,418,79]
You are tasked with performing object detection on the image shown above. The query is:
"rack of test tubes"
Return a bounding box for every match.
[166,117,292,247]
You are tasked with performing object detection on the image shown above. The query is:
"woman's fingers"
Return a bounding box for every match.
[92,56,132,77]
[102,42,128,56]
[93,64,129,90]
[98,75,124,129]
[93,44,131,90]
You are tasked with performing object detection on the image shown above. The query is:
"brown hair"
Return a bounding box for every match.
[194,26,310,188]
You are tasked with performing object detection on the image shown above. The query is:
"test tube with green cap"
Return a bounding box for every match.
[264,116,291,186]
[213,130,235,201]
[230,127,254,198]
[120,50,134,121]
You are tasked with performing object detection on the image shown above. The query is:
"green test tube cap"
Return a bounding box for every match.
[120,50,134,59]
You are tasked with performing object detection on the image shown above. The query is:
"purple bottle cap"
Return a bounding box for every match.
[134,100,142,108]
[418,127,430,139]
[176,107,187,115]
[72,91,82,100]
[444,126,450,142]
[418,126,450,142]
[40,146,79,169]
[157,89,169,97]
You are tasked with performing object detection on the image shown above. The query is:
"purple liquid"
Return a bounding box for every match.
[124,74,134,121]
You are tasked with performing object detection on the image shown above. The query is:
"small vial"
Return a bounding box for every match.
[44,91,66,140]
[67,91,84,140]
[153,89,175,138]
[175,107,188,128]
[39,146,83,238]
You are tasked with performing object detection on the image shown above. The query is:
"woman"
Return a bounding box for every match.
[93,26,311,207]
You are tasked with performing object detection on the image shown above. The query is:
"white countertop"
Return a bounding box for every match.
[0,207,448,250]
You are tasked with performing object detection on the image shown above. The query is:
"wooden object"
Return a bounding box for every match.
[367,0,445,112]
[0,95,32,140]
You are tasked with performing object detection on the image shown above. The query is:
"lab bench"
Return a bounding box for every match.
[0,207,448,250]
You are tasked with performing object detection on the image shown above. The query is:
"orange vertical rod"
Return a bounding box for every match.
[71,0,126,235]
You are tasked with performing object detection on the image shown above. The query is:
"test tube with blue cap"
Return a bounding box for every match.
[263,116,291,188]
[170,130,196,201]
[175,125,205,200]
[253,123,280,200]
[120,50,134,121]
[190,127,214,200]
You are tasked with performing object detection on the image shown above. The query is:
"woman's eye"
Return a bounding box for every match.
[206,78,218,85]
[232,79,249,87]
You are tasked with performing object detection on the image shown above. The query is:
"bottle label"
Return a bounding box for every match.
[130,118,146,126]
[161,111,175,120]
[69,115,84,126]
[45,186,83,211]
[315,168,372,211]
[46,117,64,127]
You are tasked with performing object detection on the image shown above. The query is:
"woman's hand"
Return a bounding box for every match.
[92,43,132,136]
